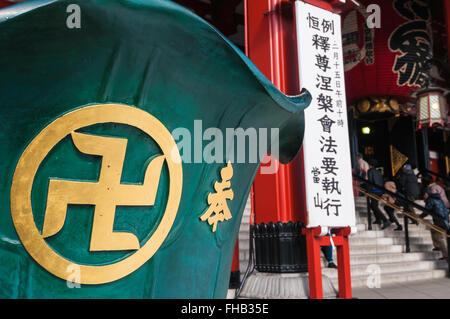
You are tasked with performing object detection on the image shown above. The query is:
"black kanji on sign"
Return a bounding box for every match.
[315,54,331,72]
[322,19,335,35]
[311,167,321,183]
[318,115,335,133]
[320,136,337,154]
[312,34,330,52]
[314,193,323,208]
[316,75,333,91]
[317,93,333,113]
[307,13,320,30]
[322,177,341,195]
[322,198,341,216]
[321,157,339,176]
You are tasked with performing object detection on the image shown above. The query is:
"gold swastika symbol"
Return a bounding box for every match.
[43,132,165,251]
[10,104,183,284]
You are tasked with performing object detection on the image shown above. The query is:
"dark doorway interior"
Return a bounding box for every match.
[355,116,418,179]
[356,119,389,176]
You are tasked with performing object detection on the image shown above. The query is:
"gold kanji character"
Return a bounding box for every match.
[200,161,234,232]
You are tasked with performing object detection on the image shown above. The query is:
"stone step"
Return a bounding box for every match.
[349,235,432,246]
[348,243,436,255]
[351,227,432,238]
[353,196,425,206]
[355,220,434,234]
[354,215,431,226]
[330,269,448,289]
[347,251,441,266]
[322,259,447,279]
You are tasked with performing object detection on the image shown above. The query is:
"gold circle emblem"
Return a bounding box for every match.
[10,104,182,284]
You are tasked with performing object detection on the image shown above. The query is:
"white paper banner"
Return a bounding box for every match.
[295,1,356,228]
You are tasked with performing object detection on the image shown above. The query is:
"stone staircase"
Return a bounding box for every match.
[322,196,448,288]
[237,195,448,292]
[238,196,252,275]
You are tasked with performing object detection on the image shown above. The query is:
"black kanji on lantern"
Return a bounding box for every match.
[389,21,432,87]
[390,0,432,87]
[394,0,430,21]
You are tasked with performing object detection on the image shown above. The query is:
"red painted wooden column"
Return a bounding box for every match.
[245,0,306,226]
[229,240,241,289]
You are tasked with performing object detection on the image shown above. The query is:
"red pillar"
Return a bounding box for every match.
[229,240,241,289]
[245,0,306,226]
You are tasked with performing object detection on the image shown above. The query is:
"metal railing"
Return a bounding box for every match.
[353,174,450,277]
[424,169,450,183]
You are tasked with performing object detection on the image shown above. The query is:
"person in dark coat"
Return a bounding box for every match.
[400,164,420,197]
[399,164,420,225]
[420,174,449,251]
[419,189,449,260]
[366,159,391,229]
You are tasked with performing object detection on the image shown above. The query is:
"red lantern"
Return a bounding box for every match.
[342,0,433,105]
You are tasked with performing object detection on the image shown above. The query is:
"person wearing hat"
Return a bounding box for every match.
[419,188,449,260]
[367,159,391,229]
[421,175,450,251]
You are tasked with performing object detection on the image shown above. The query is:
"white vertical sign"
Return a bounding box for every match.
[295,1,356,229]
